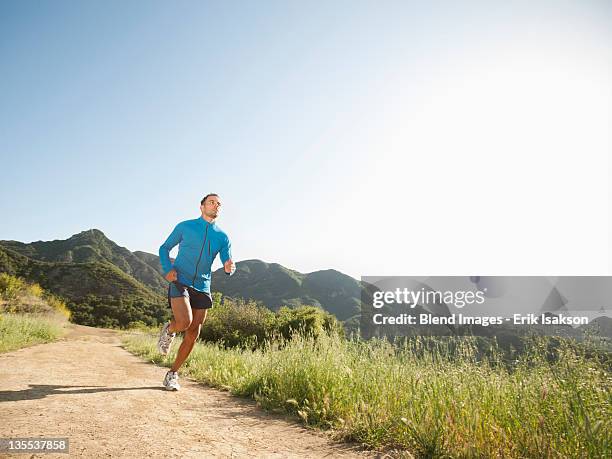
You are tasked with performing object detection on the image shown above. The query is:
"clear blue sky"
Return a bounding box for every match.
[1,1,610,279]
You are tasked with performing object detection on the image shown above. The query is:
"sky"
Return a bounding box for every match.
[0,0,610,279]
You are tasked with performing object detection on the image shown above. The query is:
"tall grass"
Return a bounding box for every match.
[0,313,66,353]
[122,331,611,458]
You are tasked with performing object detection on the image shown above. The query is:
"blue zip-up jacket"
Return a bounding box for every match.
[159,216,233,293]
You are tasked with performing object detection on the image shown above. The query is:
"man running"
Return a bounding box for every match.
[157,193,235,391]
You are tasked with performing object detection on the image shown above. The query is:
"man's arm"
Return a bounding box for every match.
[220,234,235,275]
[159,223,183,277]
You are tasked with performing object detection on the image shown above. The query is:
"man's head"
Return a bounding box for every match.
[200,193,221,220]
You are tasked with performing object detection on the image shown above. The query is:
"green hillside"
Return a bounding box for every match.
[1,229,167,294]
[133,250,163,273]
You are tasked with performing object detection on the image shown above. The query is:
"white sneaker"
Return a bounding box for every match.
[163,371,180,391]
[157,321,176,356]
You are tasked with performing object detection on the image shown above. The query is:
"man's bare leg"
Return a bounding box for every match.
[168,296,193,334]
[171,308,208,372]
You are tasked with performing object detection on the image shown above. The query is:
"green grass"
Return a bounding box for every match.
[122,331,611,458]
[0,313,66,353]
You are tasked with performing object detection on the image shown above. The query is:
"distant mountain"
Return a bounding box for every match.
[212,259,362,321]
[1,229,167,294]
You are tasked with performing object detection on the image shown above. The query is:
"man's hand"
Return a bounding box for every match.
[165,269,178,282]
[224,259,236,275]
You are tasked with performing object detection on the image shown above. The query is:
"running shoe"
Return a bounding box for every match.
[157,321,176,356]
[163,370,180,391]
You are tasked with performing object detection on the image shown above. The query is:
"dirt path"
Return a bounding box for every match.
[0,324,381,458]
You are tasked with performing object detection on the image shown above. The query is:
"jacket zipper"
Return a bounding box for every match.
[192,223,209,285]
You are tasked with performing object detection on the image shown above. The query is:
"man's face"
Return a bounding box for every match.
[201,196,221,219]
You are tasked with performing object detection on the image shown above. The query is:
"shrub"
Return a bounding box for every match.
[199,297,344,349]
[201,297,275,349]
[274,305,345,341]
[0,273,27,301]
[26,282,44,298]
[45,294,72,319]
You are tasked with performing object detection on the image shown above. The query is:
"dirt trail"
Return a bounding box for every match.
[0,324,380,458]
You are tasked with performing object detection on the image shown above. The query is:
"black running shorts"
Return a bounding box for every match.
[167,281,213,310]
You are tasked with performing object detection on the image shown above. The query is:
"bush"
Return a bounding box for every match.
[199,297,344,349]
[26,282,44,298]
[45,294,71,319]
[0,273,27,301]
[201,297,275,349]
[274,305,345,341]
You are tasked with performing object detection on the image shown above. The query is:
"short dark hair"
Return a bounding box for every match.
[201,193,219,205]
